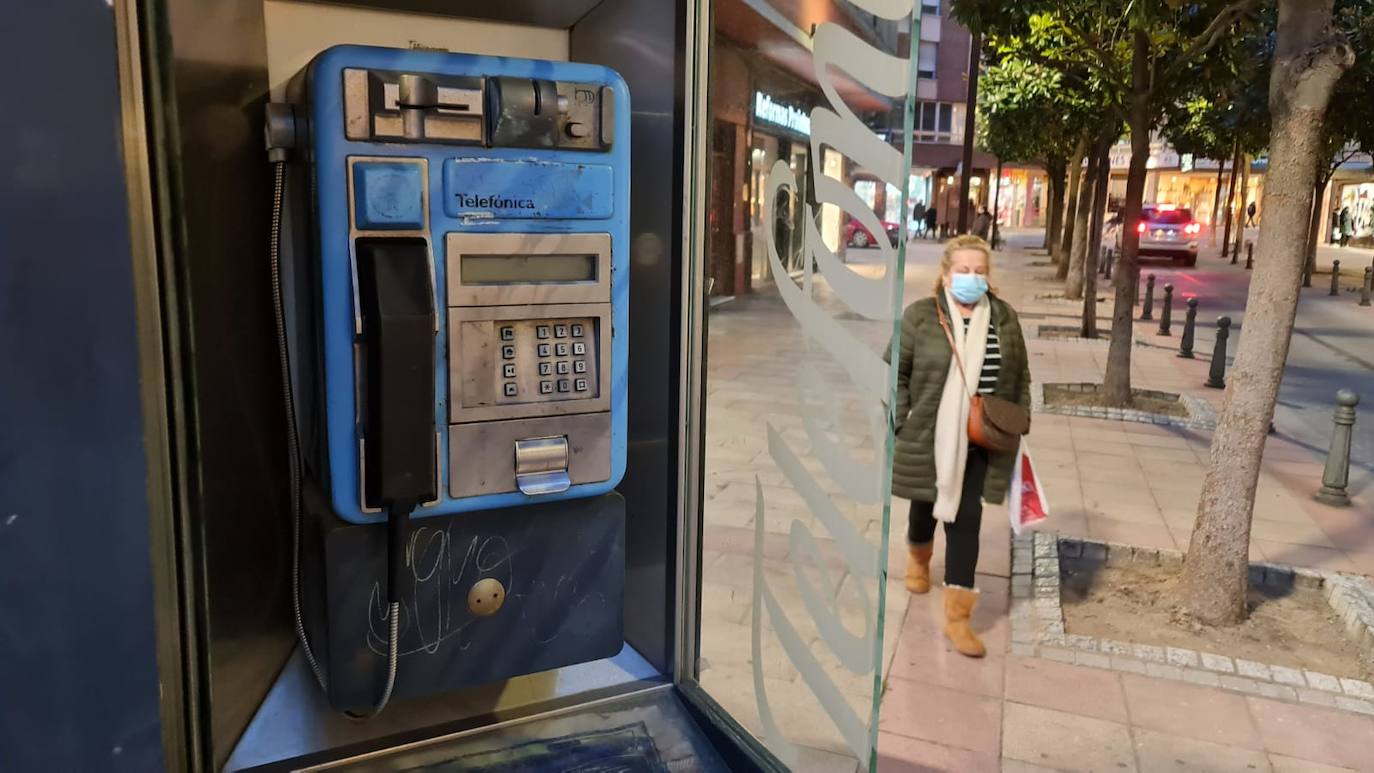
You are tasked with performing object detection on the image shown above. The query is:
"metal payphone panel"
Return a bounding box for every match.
[303,46,630,523]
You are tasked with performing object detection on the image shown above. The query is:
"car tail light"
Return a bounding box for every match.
[1184,223,1201,235]
[1137,222,1147,234]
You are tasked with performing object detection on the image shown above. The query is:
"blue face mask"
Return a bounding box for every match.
[949,273,989,304]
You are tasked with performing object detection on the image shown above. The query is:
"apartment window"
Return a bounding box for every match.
[917,42,938,80]
[915,101,963,143]
[921,0,940,15]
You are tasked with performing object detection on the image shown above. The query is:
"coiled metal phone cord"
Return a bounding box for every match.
[270,159,400,717]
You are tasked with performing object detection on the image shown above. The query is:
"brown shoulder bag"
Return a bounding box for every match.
[936,300,1030,453]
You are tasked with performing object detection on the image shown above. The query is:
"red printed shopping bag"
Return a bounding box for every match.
[1008,442,1049,535]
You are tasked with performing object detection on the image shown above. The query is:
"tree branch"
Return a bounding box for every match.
[1159,0,1263,85]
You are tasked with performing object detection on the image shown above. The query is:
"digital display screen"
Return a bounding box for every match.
[460,254,597,284]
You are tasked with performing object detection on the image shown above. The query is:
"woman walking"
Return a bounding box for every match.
[888,235,1031,657]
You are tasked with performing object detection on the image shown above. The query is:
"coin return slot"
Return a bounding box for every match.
[514,436,570,495]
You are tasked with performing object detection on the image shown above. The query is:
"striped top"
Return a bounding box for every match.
[962,317,1001,395]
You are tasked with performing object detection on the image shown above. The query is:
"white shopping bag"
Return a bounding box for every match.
[1008,442,1050,535]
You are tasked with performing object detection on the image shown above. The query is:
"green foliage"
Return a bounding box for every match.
[975,57,1100,163]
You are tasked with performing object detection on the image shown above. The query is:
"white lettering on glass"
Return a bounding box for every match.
[748,1,916,769]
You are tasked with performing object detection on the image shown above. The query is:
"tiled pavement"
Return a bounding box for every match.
[696,235,1374,771]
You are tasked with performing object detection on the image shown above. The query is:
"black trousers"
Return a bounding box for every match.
[908,447,990,588]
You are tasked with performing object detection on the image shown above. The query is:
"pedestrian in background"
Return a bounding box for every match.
[886,235,1032,658]
[1246,201,1257,227]
[1340,206,1354,247]
[925,206,939,240]
[913,200,927,237]
[972,207,993,240]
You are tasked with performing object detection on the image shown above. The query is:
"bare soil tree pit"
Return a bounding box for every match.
[1061,559,1372,680]
[1042,383,1190,419]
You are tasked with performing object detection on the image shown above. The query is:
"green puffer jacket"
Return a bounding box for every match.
[886,293,1031,504]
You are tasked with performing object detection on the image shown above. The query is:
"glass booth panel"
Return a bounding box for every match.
[687,2,919,770]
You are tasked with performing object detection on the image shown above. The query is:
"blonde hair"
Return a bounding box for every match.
[934,234,994,295]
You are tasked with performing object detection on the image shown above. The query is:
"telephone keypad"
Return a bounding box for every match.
[486,315,599,406]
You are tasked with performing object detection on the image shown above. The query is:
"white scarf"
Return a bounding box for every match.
[933,289,991,522]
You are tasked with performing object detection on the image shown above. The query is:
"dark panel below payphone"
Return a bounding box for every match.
[307,493,626,711]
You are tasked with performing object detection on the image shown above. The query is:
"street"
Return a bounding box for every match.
[1062,230,1374,497]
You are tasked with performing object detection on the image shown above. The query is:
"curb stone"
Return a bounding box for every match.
[1011,532,1374,718]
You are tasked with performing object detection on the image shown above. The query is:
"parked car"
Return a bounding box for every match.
[845,216,901,248]
[1105,205,1202,267]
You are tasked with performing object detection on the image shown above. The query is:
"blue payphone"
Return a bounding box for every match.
[268,45,630,714]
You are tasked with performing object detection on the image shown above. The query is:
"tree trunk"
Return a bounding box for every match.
[1083,137,1112,338]
[1221,142,1242,255]
[1233,154,1252,257]
[1210,159,1226,246]
[1103,30,1152,407]
[1179,0,1354,626]
[1304,173,1329,287]
[1066,144,1099,300]
[957,31,982,234]
[1046,155,1067,260]
[1058,139,1088,279]
[992,158,1004,248]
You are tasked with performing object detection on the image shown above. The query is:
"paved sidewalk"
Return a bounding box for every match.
[694,235,1374,771]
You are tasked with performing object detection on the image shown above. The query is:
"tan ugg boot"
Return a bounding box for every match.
[905,543,934,594]
[943,585,986,658]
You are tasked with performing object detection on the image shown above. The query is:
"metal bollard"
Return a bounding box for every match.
[1315,391,1360,507]
[1178,298,1199,358]
[1141,274,1157,321]
[1361,267,1372,307]
[1245,241,1254,270]
[1158,284,1175,336]
[1331,260,1341,296]
[1205,316,1232,389]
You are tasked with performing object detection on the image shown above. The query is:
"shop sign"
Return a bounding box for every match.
[754,91,811,136]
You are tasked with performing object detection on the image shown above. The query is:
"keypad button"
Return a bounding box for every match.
[502,364,516,378]
[556,343,569,357]
[536,325,550,339]
[571,324,584,337]
[557,379,570,393]
[574,378,588,392]
[503,382,518,397]
[537,343,551,357]
[556,361,570,374]
[554,325,569,338]
[499,326,515,341]
[572,342,586,356]
[539,381,554,394]
[539,362,553,376]
[501,345,516,360]
[574,360,587,373]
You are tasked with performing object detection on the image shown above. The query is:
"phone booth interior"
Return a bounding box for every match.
[154,1,707,769]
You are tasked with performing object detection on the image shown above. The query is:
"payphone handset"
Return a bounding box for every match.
[291,45,629,526]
